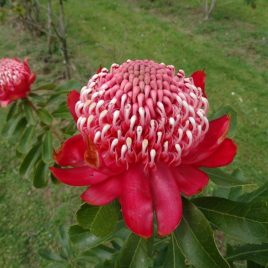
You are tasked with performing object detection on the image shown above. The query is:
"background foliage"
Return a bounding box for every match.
[0,0,268,267]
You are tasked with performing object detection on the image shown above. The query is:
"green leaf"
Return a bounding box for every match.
[194,197,268,243]
[239,182,268,203]
[163,233,187,268]
[227,243,268,266]
[247,260,265,268]
[19,144,41,177]
[1,115,22,137]
[11,117,28,140]
[6,102,18,121]
[17,126,36,154]
[34,83,57,91]
[42,130,53,163]
[77,202,119,237]
[175,199,230,268]
[69,225,112,250]
[39,249,65,261]
[116,233,152,268]
[37,109,53,125]
[210,105,237,136]
[23,102,36,125]
[33,160,49,188]
[203,168,254,188]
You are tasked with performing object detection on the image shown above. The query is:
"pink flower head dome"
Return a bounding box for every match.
[0,58,36,107]
[51,60,237,238]
[76,60,209,170]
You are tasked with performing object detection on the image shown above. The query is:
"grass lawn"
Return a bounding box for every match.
[0,0,267,266]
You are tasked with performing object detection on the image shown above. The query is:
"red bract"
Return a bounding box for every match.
[0,58,36,107]
[50,60,237,238]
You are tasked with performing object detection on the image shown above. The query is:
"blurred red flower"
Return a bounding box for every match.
[0,58,36,107]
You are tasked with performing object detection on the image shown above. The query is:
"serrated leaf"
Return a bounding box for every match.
[17,126,36,153]
[77,202,119,237]
[163,233,187,268]
[37,109,53,125]
[117,233,152,268]
[227,243,268,266]
[42,130,53,163]
[203,168,254,188]
[33,160,49,188]
[194,197,268,243]
[19,144,41,177]
[175,199,230,268]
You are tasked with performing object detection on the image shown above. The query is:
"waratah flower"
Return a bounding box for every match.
[0,58,36,107]
[51,60,237,238]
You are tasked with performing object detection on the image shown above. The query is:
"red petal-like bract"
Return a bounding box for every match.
[152,163,182,236]
[0,58,35,106]
[54,134,86,167]
[191,70,206,98]
[120,166,153,238]
[67,90,80,122]
[51,60,237,238]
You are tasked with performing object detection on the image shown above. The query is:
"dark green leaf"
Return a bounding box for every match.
[247,260,265,268]
[77,202,119,237]
[42,130,53,163]
[23,102,35,125]
[69,225,111,250]
[117,233,152,268]
[6,102,18,121]
[37,109,53,125]
[227,243,268,266]
[203,168,254,188]
[34,83,57,91]
[1,115,22,137]
[163,233,187,268]
[194,197,268,243]
[239,183,268,203]
[33,160,49,188]
[19,144,41,177]
[175,199,230,268]
[39,249,65,261]
[11,117,27,140]
[17,126,36,153]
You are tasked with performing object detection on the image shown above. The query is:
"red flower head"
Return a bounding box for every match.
[0,58,36,107]
[51,60,237,237]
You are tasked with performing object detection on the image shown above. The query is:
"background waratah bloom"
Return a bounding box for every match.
[0,58,36,107]
[51,60,237,238]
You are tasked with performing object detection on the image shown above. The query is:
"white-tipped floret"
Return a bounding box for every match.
[126,137,132,150]
[110,138,119,152]
[142,139,149,153]
[136,126,143,142]
[150,149,156,163]
[130,115,137,131]
[113,110,120,125]
[94,131,101,143]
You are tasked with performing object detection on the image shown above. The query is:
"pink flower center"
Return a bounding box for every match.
[76,60,209,169]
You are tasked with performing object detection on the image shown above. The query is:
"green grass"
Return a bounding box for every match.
[0,0,268,266]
